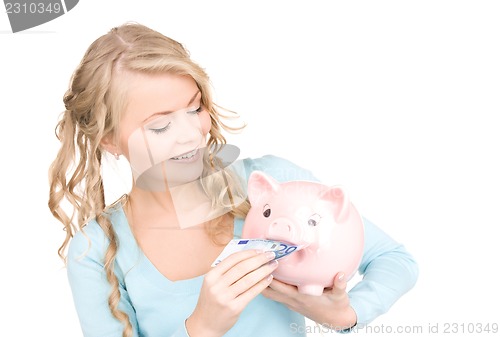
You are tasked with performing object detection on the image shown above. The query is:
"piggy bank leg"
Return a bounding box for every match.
[298,285,324,296]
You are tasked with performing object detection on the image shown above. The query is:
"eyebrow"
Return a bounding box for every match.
[142,90,201,123]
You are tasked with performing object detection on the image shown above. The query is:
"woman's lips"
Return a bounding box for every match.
[169,148,200,162]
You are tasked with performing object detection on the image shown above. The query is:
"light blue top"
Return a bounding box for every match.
[67,155,419,337]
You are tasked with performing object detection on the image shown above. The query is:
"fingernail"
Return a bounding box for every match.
[265,251,276,260]
[268,259,279,268]
[338,273,345,281]
[267,274,274,282]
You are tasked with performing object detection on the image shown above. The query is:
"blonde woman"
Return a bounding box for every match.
[48,23,418,337]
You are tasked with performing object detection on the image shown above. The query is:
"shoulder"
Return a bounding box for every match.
[231,154,318,183]
[67,204,125,263]
[67,218,109,264]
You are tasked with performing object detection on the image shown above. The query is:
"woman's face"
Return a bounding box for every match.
[116,72,211,189]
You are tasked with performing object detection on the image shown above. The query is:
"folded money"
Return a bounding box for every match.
[211,239,302,267]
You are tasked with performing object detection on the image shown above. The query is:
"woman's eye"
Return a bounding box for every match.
[149,123,171,134]
[188,106,203,114]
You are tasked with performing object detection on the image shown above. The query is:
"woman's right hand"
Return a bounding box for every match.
[185,249,279,337]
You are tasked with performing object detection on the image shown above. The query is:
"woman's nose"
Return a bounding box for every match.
[174,112,202,144]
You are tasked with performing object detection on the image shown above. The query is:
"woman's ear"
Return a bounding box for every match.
[100,134,122,157]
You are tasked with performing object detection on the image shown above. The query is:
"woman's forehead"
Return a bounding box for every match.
[120,72,200,122]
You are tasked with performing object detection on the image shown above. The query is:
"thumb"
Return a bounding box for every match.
[330,272,347,297]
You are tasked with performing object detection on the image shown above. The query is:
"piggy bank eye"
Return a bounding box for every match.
[263,204,271,218]
[308,213,321,226]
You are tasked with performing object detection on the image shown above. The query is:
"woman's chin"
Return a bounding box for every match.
[133,157,204,191]
[164,156,204,187]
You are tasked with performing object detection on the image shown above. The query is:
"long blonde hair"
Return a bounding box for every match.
[48,22,249,337]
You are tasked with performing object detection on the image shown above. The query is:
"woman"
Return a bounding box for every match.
[48,22,418,337]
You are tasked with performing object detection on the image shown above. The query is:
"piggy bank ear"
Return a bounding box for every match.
[247,171,280,206]
[319,186,349,223]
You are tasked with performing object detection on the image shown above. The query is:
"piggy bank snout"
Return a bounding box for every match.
[266,218,309,245]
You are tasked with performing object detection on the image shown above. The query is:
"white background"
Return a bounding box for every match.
[1,1,499,336]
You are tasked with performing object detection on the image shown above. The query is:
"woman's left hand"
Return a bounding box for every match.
[261,272,357,331]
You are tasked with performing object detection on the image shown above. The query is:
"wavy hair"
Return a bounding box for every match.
[48,22,249,337]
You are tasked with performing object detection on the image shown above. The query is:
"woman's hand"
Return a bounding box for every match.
[186,250,279,337]
[262,272,357,331]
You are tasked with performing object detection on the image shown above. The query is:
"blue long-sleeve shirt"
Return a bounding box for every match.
[67,155,418,336]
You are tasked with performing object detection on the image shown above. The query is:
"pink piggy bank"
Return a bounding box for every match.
[242,171,365,296]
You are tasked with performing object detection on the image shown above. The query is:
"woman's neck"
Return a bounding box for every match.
[125,179,213,230]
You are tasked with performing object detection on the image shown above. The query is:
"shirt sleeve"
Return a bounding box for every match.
[348,217,419,326]
[67,223,140,337]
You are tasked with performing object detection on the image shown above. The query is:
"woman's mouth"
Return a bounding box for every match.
[170,148,200,162]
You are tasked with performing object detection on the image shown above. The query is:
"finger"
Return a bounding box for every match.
[233,273,275,310]
[330,272,347,297]
[267,278,298,296]
[261,283,288,303]
[229,260,279,297]
[264,279,306,307]
[211,249,264,276]
[221,251,276,287]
